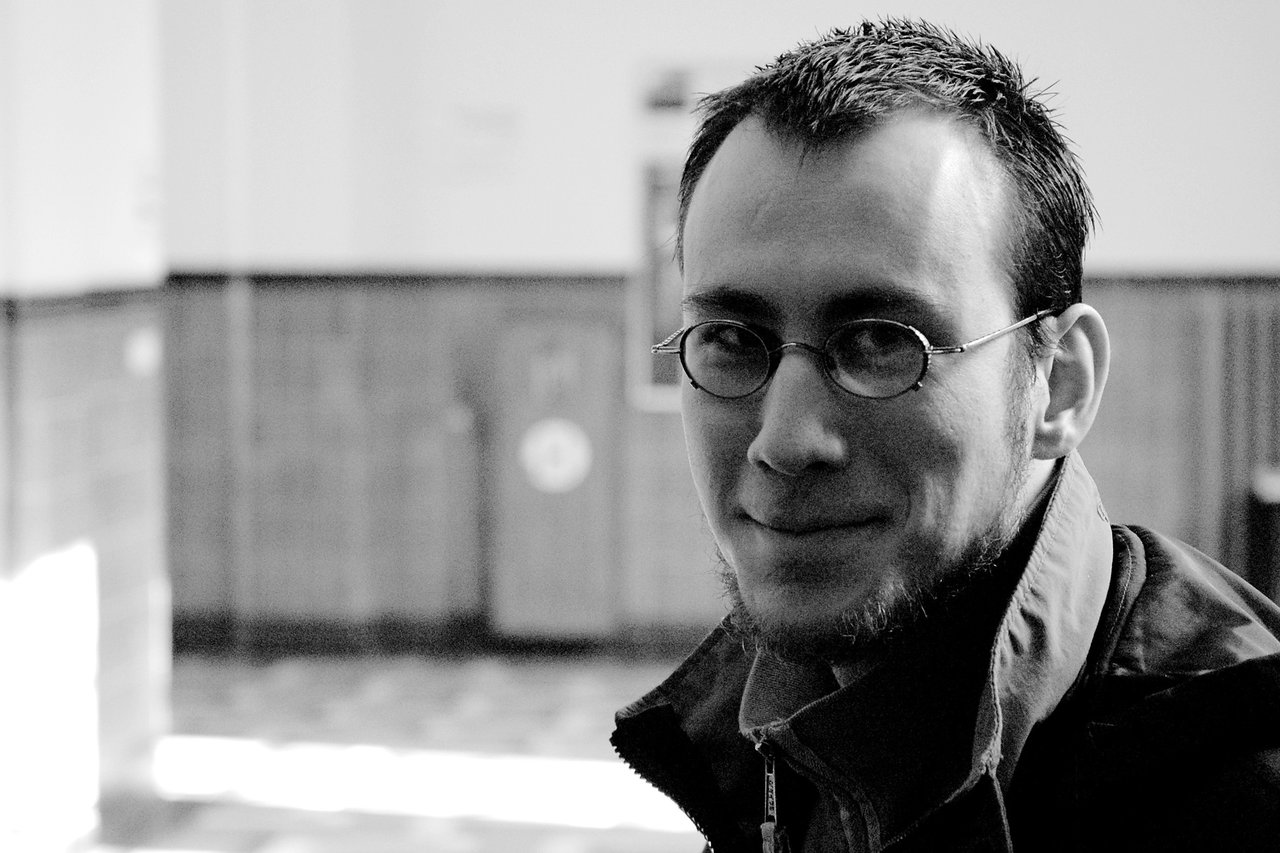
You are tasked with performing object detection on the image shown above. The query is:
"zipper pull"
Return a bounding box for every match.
[757,740,791,853]
[761,820,787,853]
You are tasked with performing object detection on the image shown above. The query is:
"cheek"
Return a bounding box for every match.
[885,392,1004,513]
[680,393,750,503]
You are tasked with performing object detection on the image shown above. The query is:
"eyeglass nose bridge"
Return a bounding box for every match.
[763,340,841,389]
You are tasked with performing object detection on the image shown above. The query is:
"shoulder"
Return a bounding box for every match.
[1032,649,1280,849]
[1106,524,1280,677]
[1090,524,1280,765]
[1012,651,1280,849]
[1046,525,1280,847]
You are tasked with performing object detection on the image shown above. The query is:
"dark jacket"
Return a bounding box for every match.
[612,454,1280,851]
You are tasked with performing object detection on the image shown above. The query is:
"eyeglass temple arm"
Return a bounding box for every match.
[925,309,1055,355]
[651,328,685,354]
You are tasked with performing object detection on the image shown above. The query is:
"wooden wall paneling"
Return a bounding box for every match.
[1223,287,1280,579]
[434,284,497,620]
[363,285,481,624]
[1249,287,1280,598]
[165,276,1279,641]
[225,276,257,642]
[167,283,234,616]
[168,277,494,642]
[249,285,305,619]
[1251,288,1280,601]
[1086,285,1174,531]
[1185,285,1228,562]
[366,284,430,621]
[1085,282,1224,558]
[337,286,376,625]
[1222,290,1253,572]
[248,285,356,621]
[491,297,622,638]
[1247,289,1280,469]
[618,410,723,630]
[1087,279,1280,580]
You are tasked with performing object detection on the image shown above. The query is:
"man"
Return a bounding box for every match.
[612,19,1280,852]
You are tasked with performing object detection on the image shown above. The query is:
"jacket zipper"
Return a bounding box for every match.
[757,738,791,853]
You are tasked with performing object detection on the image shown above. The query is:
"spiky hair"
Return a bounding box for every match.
[677,19,1096,326]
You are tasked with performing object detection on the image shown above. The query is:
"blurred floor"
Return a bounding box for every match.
[96,650,705,853]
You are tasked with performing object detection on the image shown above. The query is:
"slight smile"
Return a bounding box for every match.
[743,511,892,537]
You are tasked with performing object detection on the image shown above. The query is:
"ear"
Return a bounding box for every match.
[1031,303,1110,460]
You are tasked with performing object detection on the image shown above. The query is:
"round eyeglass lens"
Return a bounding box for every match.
[682,321,771,398]
[827,320,927,398]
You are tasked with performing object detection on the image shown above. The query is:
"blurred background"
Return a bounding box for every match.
[1,0,1278,851]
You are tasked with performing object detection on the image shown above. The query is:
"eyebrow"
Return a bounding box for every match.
[681,288,776,319]
[821,288,950,325]
[681,285,950,326]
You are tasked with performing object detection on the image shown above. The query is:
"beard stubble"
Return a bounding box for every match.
[716,364,1038,664]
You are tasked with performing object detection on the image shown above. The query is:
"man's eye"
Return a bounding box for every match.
[698,324,760,354]
[840,325,889,357]
[832,322,917,367]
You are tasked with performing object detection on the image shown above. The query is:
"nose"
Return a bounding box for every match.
[746,346,851,475]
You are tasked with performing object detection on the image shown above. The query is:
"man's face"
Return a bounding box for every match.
[680,113,1042,656]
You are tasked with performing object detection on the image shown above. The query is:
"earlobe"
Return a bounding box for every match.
[1031,304,1110,460]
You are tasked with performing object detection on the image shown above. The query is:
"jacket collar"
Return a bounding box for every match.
[616,452,1115,848]
[980,451,1115,786]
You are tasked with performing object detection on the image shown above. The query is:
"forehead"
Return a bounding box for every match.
[681,113,1016,327]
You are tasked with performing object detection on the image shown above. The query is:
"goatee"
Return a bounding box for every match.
[717,519,1021,665]
[717,362,1042,665]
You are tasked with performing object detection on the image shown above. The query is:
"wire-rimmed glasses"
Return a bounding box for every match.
[652,310,1053,400]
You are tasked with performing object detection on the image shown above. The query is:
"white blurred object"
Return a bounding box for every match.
[0,542,100,852]
[154,735,696,834]
[1253,466,1280,505]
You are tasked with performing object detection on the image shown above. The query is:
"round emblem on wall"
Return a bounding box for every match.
[518,417,594,494]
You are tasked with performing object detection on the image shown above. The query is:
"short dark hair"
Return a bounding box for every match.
[677,19,1095,344]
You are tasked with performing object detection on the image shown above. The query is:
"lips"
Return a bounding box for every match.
[743,508,890,536]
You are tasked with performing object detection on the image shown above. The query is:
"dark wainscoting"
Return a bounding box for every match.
[165,272,720,653]
[165,273,1280,654]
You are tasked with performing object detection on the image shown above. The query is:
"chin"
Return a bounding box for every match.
[747,576,868,629]
[718,553,910,661]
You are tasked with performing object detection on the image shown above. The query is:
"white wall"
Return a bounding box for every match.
[0,0,163,296]
[161,0,1280,277]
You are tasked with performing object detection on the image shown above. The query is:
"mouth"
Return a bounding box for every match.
[744,511,891,537]
[733,510,895,589]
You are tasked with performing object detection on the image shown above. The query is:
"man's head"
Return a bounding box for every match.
[673,20,1110,661]
[678,19,1095,355]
